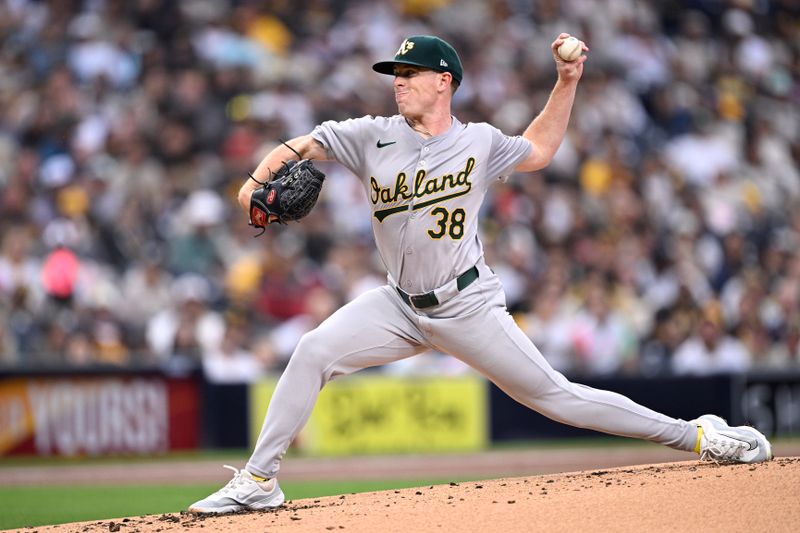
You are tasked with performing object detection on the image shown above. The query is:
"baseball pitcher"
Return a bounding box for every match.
[189,34,772,514]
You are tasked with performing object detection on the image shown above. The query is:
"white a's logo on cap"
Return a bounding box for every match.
[397,40,415,55]
[440,59,448,67]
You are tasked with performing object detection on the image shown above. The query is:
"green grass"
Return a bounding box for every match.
[0,479,477,530]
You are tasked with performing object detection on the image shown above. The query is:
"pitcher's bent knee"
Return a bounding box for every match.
[285,328,342,380]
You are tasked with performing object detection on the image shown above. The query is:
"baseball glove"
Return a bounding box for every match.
[248,159,325,233]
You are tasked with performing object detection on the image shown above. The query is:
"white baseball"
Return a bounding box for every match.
[557,36,582,62]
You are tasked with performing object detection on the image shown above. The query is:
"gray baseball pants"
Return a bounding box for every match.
[246,260,697,478]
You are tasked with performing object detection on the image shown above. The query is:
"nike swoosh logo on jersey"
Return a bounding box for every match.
[376,140,397,148]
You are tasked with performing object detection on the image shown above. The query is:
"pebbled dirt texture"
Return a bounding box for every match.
[17,457,800,533]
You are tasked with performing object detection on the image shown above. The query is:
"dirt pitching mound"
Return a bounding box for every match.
[28,458,799,533]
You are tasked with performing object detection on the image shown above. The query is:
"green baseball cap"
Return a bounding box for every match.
[373,35,463,84]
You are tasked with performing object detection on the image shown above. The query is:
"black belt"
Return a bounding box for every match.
[396,266,479,309]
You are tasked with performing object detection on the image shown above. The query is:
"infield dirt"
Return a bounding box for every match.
[19,457,800,533]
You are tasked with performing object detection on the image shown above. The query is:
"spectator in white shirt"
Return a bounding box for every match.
[672,300,751,375]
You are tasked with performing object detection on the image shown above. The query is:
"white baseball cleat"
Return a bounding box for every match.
[691,414,773,464]
[188,465,285,514]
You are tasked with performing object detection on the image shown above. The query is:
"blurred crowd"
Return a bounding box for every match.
[0,0,799,381]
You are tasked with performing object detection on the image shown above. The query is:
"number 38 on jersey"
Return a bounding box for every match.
[427,207,466,240]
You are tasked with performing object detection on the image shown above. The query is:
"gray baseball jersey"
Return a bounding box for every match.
[311,114,530,293]
[246,115,697,479]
